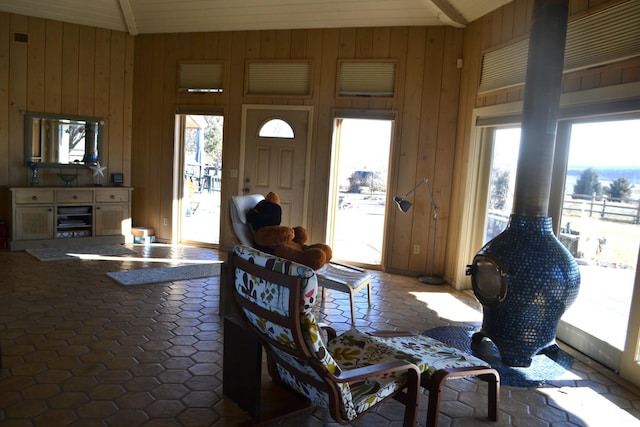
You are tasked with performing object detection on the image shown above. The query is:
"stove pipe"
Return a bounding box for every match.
[468,0,580,367]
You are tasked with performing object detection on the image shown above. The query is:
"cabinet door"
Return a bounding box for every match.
[15,206,54,240]
[95,204,130,236]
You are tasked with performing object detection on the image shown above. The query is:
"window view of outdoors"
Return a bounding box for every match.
[486,120,640,351]
[181,115,223,245]
[485,128,520,243]
[560,120,640,350]
[331,119,392,266]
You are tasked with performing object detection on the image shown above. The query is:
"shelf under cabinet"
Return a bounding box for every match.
[56,206,93,238]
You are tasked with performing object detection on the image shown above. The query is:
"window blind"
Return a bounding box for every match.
[479,1,640,94]
[338,61,397,97]
[178,63,223,93]
[247,62,311,96]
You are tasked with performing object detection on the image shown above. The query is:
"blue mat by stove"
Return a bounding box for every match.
[424,326,574,387]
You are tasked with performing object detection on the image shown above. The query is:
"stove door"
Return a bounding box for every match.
[469,253,508,306]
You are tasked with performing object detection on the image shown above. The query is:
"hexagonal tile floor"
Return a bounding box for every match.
[1,244,640,426]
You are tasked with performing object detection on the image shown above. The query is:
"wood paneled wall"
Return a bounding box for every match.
[131,26,464,276]
[0,12,134,189]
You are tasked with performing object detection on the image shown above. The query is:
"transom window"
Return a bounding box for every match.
[258,119,294,139]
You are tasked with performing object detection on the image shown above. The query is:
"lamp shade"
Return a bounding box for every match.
[394,197,412,213]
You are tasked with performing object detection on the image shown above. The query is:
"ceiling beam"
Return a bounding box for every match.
[418,0,468,27]
[119,0,138,35]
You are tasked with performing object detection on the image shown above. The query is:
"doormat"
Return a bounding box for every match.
[107,263,221,286]
[26,245,138,262]
[423,326,574,387]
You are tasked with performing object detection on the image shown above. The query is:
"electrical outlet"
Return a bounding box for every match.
[163,217,168,226]
[413,244,420,255]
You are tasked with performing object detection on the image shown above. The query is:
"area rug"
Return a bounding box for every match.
[26,244,138,261]
[107,263,221,286]
[423,326,574,387]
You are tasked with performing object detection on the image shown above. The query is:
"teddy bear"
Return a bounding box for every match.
[246,192,332,270]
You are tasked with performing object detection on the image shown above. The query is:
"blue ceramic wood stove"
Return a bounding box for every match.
[468,0,581,367]
[469,215,580,366]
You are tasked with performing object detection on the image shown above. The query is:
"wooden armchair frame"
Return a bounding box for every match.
[228,250,422,426]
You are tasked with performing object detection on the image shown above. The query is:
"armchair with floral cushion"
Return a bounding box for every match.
[224,245,499,426]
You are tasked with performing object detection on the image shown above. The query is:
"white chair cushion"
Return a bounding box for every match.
[231,194,264,224]
[230,194,265,246]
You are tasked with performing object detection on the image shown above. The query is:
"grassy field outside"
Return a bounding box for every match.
[561,211,639,269]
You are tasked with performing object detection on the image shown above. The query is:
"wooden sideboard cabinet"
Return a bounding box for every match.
[7,187,133,251]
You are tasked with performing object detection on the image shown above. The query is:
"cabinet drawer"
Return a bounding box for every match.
[96,189,130,203]
[57,190,93,204]
[14,189,55,204]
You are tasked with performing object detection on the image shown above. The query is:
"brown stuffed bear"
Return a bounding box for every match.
[247,192,332,270]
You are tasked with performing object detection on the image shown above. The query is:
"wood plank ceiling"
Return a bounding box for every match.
[0,0,511,35]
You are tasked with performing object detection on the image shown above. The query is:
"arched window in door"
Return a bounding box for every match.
[258,118,294,139]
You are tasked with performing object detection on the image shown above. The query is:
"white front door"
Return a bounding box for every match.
[241,105,312,227]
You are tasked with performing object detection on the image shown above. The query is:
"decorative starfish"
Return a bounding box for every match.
[90,162,107,177]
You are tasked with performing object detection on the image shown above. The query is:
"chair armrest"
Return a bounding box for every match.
[331,360,421,384]
[318,323,337,341]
